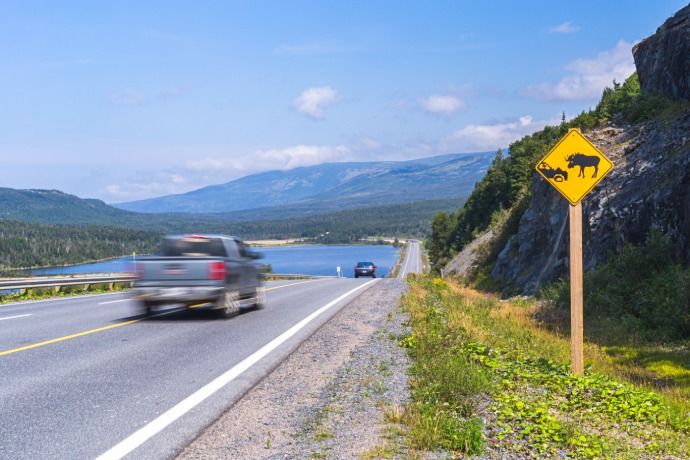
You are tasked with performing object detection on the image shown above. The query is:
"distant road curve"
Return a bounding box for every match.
[398,240,423,278]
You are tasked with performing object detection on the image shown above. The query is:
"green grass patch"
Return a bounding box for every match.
[397,275,690,458]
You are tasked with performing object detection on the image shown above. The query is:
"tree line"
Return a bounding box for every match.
[0,220,161,270]
[0,198,463,270]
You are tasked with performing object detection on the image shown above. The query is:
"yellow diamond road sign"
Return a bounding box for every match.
[536,128,614,206]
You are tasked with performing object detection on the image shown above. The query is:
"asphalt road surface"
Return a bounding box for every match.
[398,240,423,277]
[0,242,424,459]
[0,278,378,459]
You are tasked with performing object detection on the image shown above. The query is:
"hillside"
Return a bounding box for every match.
[0,196,463,269]
[430,5,690,343]
[0,188,138,226]
[113,152,493,213]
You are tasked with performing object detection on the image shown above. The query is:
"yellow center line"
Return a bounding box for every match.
[0,279,324,357]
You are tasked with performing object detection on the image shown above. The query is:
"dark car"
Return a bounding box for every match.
[537,161,568,182]
[354,261,376,278]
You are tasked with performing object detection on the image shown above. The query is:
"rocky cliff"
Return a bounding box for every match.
[490,6,690,294]
[491,115,690,294]
[633,5,690,102]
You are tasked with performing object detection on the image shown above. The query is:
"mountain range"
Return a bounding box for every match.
[113,152,494,214]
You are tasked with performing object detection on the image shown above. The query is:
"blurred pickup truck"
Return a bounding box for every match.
[131,234,265,318]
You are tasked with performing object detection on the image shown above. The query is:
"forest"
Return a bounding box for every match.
[0,220,160,270]
[0,198,462,270]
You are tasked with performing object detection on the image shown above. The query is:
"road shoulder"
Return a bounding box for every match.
[178,278,410,459]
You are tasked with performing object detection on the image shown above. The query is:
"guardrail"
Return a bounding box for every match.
[0,273,340,294]
[0,275,135,293]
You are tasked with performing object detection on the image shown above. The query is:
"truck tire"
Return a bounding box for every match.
[216,289,240,319]
[253,287,266,310]
[139,300,155,317]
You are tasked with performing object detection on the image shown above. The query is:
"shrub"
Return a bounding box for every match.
[539,231,690,343]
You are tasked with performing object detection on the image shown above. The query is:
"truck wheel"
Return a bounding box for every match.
[253,287,266,310]
[217,289,240,318]
[140,300,155,317]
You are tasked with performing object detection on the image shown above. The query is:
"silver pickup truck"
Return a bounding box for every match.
[131,234,265,318]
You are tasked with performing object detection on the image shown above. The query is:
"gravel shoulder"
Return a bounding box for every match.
[178,278,412,459]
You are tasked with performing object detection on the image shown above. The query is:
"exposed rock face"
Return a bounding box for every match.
[633,5,690,102]
[492,113,690,294]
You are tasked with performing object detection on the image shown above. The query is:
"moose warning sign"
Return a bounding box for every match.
[536,128,614,206]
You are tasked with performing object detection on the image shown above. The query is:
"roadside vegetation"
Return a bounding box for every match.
[0,281,132,304]
[394,275,690,458]
[413,74,690,456]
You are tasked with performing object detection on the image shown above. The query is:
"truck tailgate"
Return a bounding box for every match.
[137,256,223,286]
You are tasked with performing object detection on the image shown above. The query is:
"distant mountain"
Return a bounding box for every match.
[113,152,494,213]
[0,185,466,243]
[0,188,138,225]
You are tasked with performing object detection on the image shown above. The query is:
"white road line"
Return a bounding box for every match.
[0,314,32,321]
[98,299,129,305]
[96,279,378,460]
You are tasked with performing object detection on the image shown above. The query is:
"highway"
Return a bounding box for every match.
[0,278,378,459]
[0,242,422,459]
[398,240,423,277]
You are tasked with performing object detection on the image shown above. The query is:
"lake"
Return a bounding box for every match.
[28,245,401,278]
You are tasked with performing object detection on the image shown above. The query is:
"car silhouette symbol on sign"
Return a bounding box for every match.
[537,161,568,182]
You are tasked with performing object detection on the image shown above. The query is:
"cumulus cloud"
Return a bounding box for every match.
[440,115,555,152]
[103,172,190,200]
[292,86,340,119]
[521,40,635,101]
[548,21,580,34]
[418,95,467,115]
[186,144,351,175]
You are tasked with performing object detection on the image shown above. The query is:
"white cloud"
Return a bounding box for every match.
[292,86,340,120]
[103,172,190,200]
[418,95,467,115]
[522,40,635,101]
[441,115,555,152]
[548,21,580,34]
[186,144,351,175]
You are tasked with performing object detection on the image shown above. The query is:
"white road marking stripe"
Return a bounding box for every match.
[96,279,378,460]
[0,314,32,321]
[98,299,129,305]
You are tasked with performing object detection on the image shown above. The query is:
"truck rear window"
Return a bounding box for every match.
[161,237,228,257]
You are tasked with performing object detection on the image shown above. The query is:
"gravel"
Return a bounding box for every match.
[177,278,416,459]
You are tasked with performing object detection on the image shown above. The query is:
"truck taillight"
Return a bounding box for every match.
[209,262,226,280]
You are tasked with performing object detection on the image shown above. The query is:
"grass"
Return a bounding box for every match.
[0,282,131,304]
[394,275,690,458]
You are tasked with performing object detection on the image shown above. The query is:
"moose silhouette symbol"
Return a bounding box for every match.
[565,153,600,178]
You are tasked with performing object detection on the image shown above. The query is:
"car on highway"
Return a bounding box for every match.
[354,261,376,278]
[131,234,265,318]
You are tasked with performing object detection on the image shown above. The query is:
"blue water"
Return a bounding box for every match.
[28,245,401,278]
[258,245,400,277]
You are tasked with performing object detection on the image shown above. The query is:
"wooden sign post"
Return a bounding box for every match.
[569,203,584,376]
[536,128,613,376]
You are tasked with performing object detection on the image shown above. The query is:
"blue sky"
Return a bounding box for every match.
[2,1,687,203]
